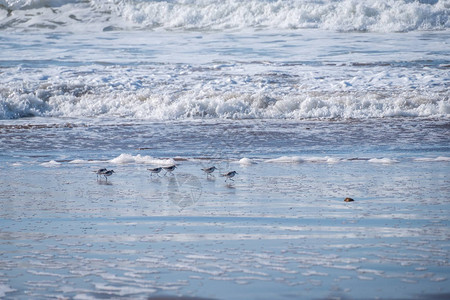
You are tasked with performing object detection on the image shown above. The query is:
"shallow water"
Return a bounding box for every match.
[1,119,449,299]
[1,30,449,120]
[1,118,449,159]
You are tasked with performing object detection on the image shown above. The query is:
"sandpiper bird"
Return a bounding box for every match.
[221,171,237,182]
[163,165,177,175]
[201,166,216,176]
[147,167,162,176]
[94,168,108,179]
[103,170,115,181]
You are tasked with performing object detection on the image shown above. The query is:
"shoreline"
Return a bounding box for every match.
[1,155,449,299]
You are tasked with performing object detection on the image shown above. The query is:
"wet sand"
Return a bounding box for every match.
[0,157,449,299]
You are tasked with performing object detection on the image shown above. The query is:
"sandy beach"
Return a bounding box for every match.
[1,120,449,299]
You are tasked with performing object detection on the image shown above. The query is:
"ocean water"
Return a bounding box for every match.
[0,0,449,299]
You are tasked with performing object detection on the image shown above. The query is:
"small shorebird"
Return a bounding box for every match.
[103,170,115,181]
[94,168,107,179]
[201,166,216,176]
[163,165,177,175]
[221,171,237,182]
[147,167,162,176]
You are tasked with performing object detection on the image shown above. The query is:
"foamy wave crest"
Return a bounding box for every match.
[237,158,257,165]
[413,156,450,162]
[368,158,399,164]
[0,0,77,10]
[1,85,449,120]
[40,160,61,167]
[0,0,448,32]
[109,153,174,165]
[265,156,304,163]
[265,156,344,164]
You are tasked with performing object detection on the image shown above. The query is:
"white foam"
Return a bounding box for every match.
[1,76,448,120]
[430,276,447,282]
[93,283,157,296]
[264,156,417,165]
[414,156,450,162]
[304,156,342,164]
[0,284,15,298]
[109,153,174,165]
[368,158,399,164]
[265,156,304,164]
[302,270,329,277]
[1,0,447,32]
[265,156,345,164]
[73,294,97,300]
[357,275,374,281]
[238,158,256,165]
[0,2,448,122]
[68,159,88,164]
[40,160,61,167]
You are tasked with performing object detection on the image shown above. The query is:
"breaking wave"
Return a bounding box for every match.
[1,83,448,120]
[1,0,448,33]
